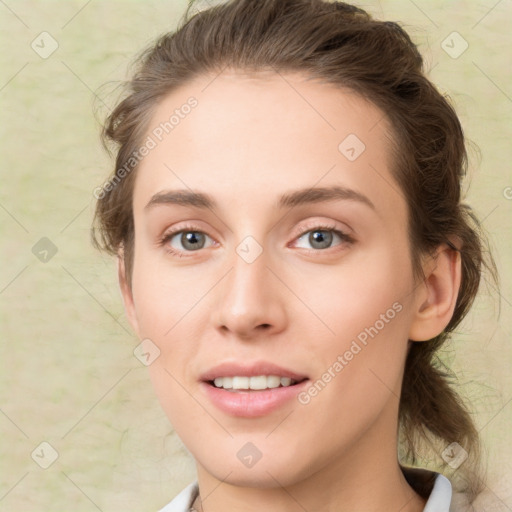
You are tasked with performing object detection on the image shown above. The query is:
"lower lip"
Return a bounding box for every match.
[200,380,309,417]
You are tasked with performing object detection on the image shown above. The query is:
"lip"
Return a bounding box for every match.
[199,361,308,382]
[200,380,309,417]
[199,361,309,418]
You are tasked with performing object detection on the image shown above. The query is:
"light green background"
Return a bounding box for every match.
[1,1,510,511]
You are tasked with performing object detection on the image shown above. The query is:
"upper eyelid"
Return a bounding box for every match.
[162,221,349,240]
[294,221,347,236]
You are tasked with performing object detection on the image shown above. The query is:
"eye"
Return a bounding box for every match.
[293,223,354,252]
[159,224,216,256]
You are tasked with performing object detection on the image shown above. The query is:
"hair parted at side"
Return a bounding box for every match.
[92,0,498,501]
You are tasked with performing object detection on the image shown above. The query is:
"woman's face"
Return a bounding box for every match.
[121,71,427,487]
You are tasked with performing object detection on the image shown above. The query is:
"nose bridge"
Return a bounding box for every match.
[212,237,284,335]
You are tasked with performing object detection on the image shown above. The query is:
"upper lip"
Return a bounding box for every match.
[200,361,309,382]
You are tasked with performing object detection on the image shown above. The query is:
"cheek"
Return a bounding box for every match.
[130,246,212,335]
[129,253,220,415]
[298,249,414,408]
[299,248,413,344]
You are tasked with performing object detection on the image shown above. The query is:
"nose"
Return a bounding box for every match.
[211,246,287,339]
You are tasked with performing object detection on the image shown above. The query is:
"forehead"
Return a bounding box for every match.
[132,70,404,220]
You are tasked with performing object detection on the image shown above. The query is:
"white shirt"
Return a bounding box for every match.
[158,471,454,512]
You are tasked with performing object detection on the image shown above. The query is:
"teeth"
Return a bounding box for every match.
[212,375,298,390]
[232,376,249,389]
[249,375,268,390]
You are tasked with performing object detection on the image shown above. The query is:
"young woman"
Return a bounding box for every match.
[92,1,498,510]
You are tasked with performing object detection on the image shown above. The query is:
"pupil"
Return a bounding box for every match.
[311,230,332,249]
[183,232,204,250]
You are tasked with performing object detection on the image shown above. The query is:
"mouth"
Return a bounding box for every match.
[199,361,310,417]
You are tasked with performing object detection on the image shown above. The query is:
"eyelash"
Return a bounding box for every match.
[158,222,354,258]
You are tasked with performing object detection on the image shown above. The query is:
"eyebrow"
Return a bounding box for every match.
[144,185,375,212]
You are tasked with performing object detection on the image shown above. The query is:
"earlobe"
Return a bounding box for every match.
[408,244,462,342]
[118,252,140,338]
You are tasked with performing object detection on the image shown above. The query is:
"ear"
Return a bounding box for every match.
[118,250,141,338]
[408,243,462,342]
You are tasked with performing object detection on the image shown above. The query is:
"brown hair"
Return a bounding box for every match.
[92,0,497,500]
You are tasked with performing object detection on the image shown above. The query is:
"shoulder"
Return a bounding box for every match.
[450,486,511,512]
[157,481,198,512]
[403,466,509,512]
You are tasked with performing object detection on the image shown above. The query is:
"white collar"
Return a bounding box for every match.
[158,472,453,512]
[158,481,198,512]
[423,473,453,512]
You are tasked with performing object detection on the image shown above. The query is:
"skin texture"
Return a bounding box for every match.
[118,71,461,512]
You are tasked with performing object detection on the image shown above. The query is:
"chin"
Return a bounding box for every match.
[203,464,301,488]
[195,445,318,489]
